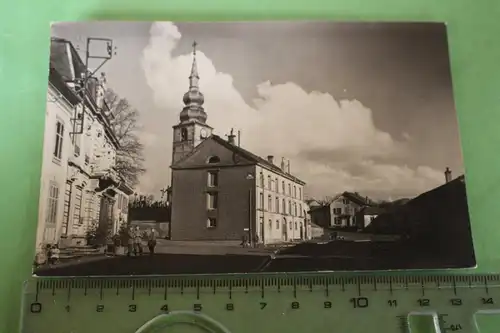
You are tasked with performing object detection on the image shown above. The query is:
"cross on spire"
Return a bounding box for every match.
[192,41,197,55]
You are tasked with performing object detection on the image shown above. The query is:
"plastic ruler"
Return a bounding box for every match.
[20,273,500,333]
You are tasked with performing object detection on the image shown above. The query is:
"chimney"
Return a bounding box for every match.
[267,155,274,164]
[287,160,291,173]
[281,157,285,171]
[444,167,452,183]
[227,128,236,145]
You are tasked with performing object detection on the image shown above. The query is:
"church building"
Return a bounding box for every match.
[169,42,308,245]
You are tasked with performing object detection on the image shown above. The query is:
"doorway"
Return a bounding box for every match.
[282,218,288,241]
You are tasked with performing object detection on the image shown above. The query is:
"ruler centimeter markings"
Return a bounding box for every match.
[21,274,500,333]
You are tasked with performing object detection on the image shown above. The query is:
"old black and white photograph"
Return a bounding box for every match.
[33,21,475,276]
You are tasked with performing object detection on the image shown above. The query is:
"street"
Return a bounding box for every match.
[34,239,457,276]
[35,239,276,276]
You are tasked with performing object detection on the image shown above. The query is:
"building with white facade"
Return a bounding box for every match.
[35,37,133,252]
[255,157,307,244]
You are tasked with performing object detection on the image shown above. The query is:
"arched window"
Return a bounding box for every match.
[276,220,280,229]
[267,175,272,189]
[207,156,220,164]
[294,186,297,198]
[268,195,272,212]
[276,197,279,213]
[275,177,278,191]
[294,203,297,216]
[260,173,264,187]
[282,181,285,193]
[282,199,286,214]
[180,128,188,141]
[268,219,272,230]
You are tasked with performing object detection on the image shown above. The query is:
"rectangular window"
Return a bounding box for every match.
[276,197,279,213]
[73,186,83,226]
[46,182,60,225]
[299,204,302,217]
[62,182,71,231]
[342,199,349,205]
[294,203,297,216]
[282,199,286,214]
[294,186,297,198]
[260,173,264,187]
[267,176,272,189]
[259,192,264,209]
[72,132,80,157]
[207,218,217,228]
[53,121,64,159]
[288,200,292,215]
[276,220,280,229]
[333,208,342,215]
[282,181,285,193]
[334,217,342,225]
[123,196,129,214]
[299,188,302,200]
[288,184,291,196]
[208,171,218,187]
[207,193,218,210]
[275,178,278,192]
[268,195,272,212]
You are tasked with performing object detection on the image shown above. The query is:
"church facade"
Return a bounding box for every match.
[169,43,308,245]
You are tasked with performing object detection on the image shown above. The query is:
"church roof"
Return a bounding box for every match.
[211,135,306,185]
[171,134,306,185]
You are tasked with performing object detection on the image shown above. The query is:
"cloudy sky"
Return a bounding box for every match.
[51,21,464,201]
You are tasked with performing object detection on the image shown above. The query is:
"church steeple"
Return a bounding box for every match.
[189,41,199,88]
[180,41,207,124]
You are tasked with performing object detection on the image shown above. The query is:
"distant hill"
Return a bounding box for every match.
[376,198,411,209]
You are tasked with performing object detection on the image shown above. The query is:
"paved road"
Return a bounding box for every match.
[35,240,453,275]
[35,240,275,276]
[36,253,272,276]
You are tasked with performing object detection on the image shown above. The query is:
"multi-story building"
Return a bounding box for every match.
[308,191,372,230]
[255,157,306,243]
[169,43,307,245]
[35,37,133,252]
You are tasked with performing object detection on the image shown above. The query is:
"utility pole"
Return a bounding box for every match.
[70,37,117,137]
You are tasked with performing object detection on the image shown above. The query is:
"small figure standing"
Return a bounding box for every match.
[127,226,135,257]
[134,226,143,256]
[147,228,158,255]
[48,244,60,265]
[241,234,249,248]
[253,233,259,248]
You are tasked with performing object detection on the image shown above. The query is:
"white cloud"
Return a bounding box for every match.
[139,21,444,200]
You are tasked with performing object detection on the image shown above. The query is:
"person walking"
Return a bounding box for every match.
[147,227,158,255]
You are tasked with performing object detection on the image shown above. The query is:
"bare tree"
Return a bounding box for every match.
[104,89,146,186]
[316,196,336,206]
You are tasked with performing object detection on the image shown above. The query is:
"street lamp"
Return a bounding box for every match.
[246,173,255,248]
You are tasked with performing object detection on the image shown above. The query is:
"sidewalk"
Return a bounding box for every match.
[34,254,110,272]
